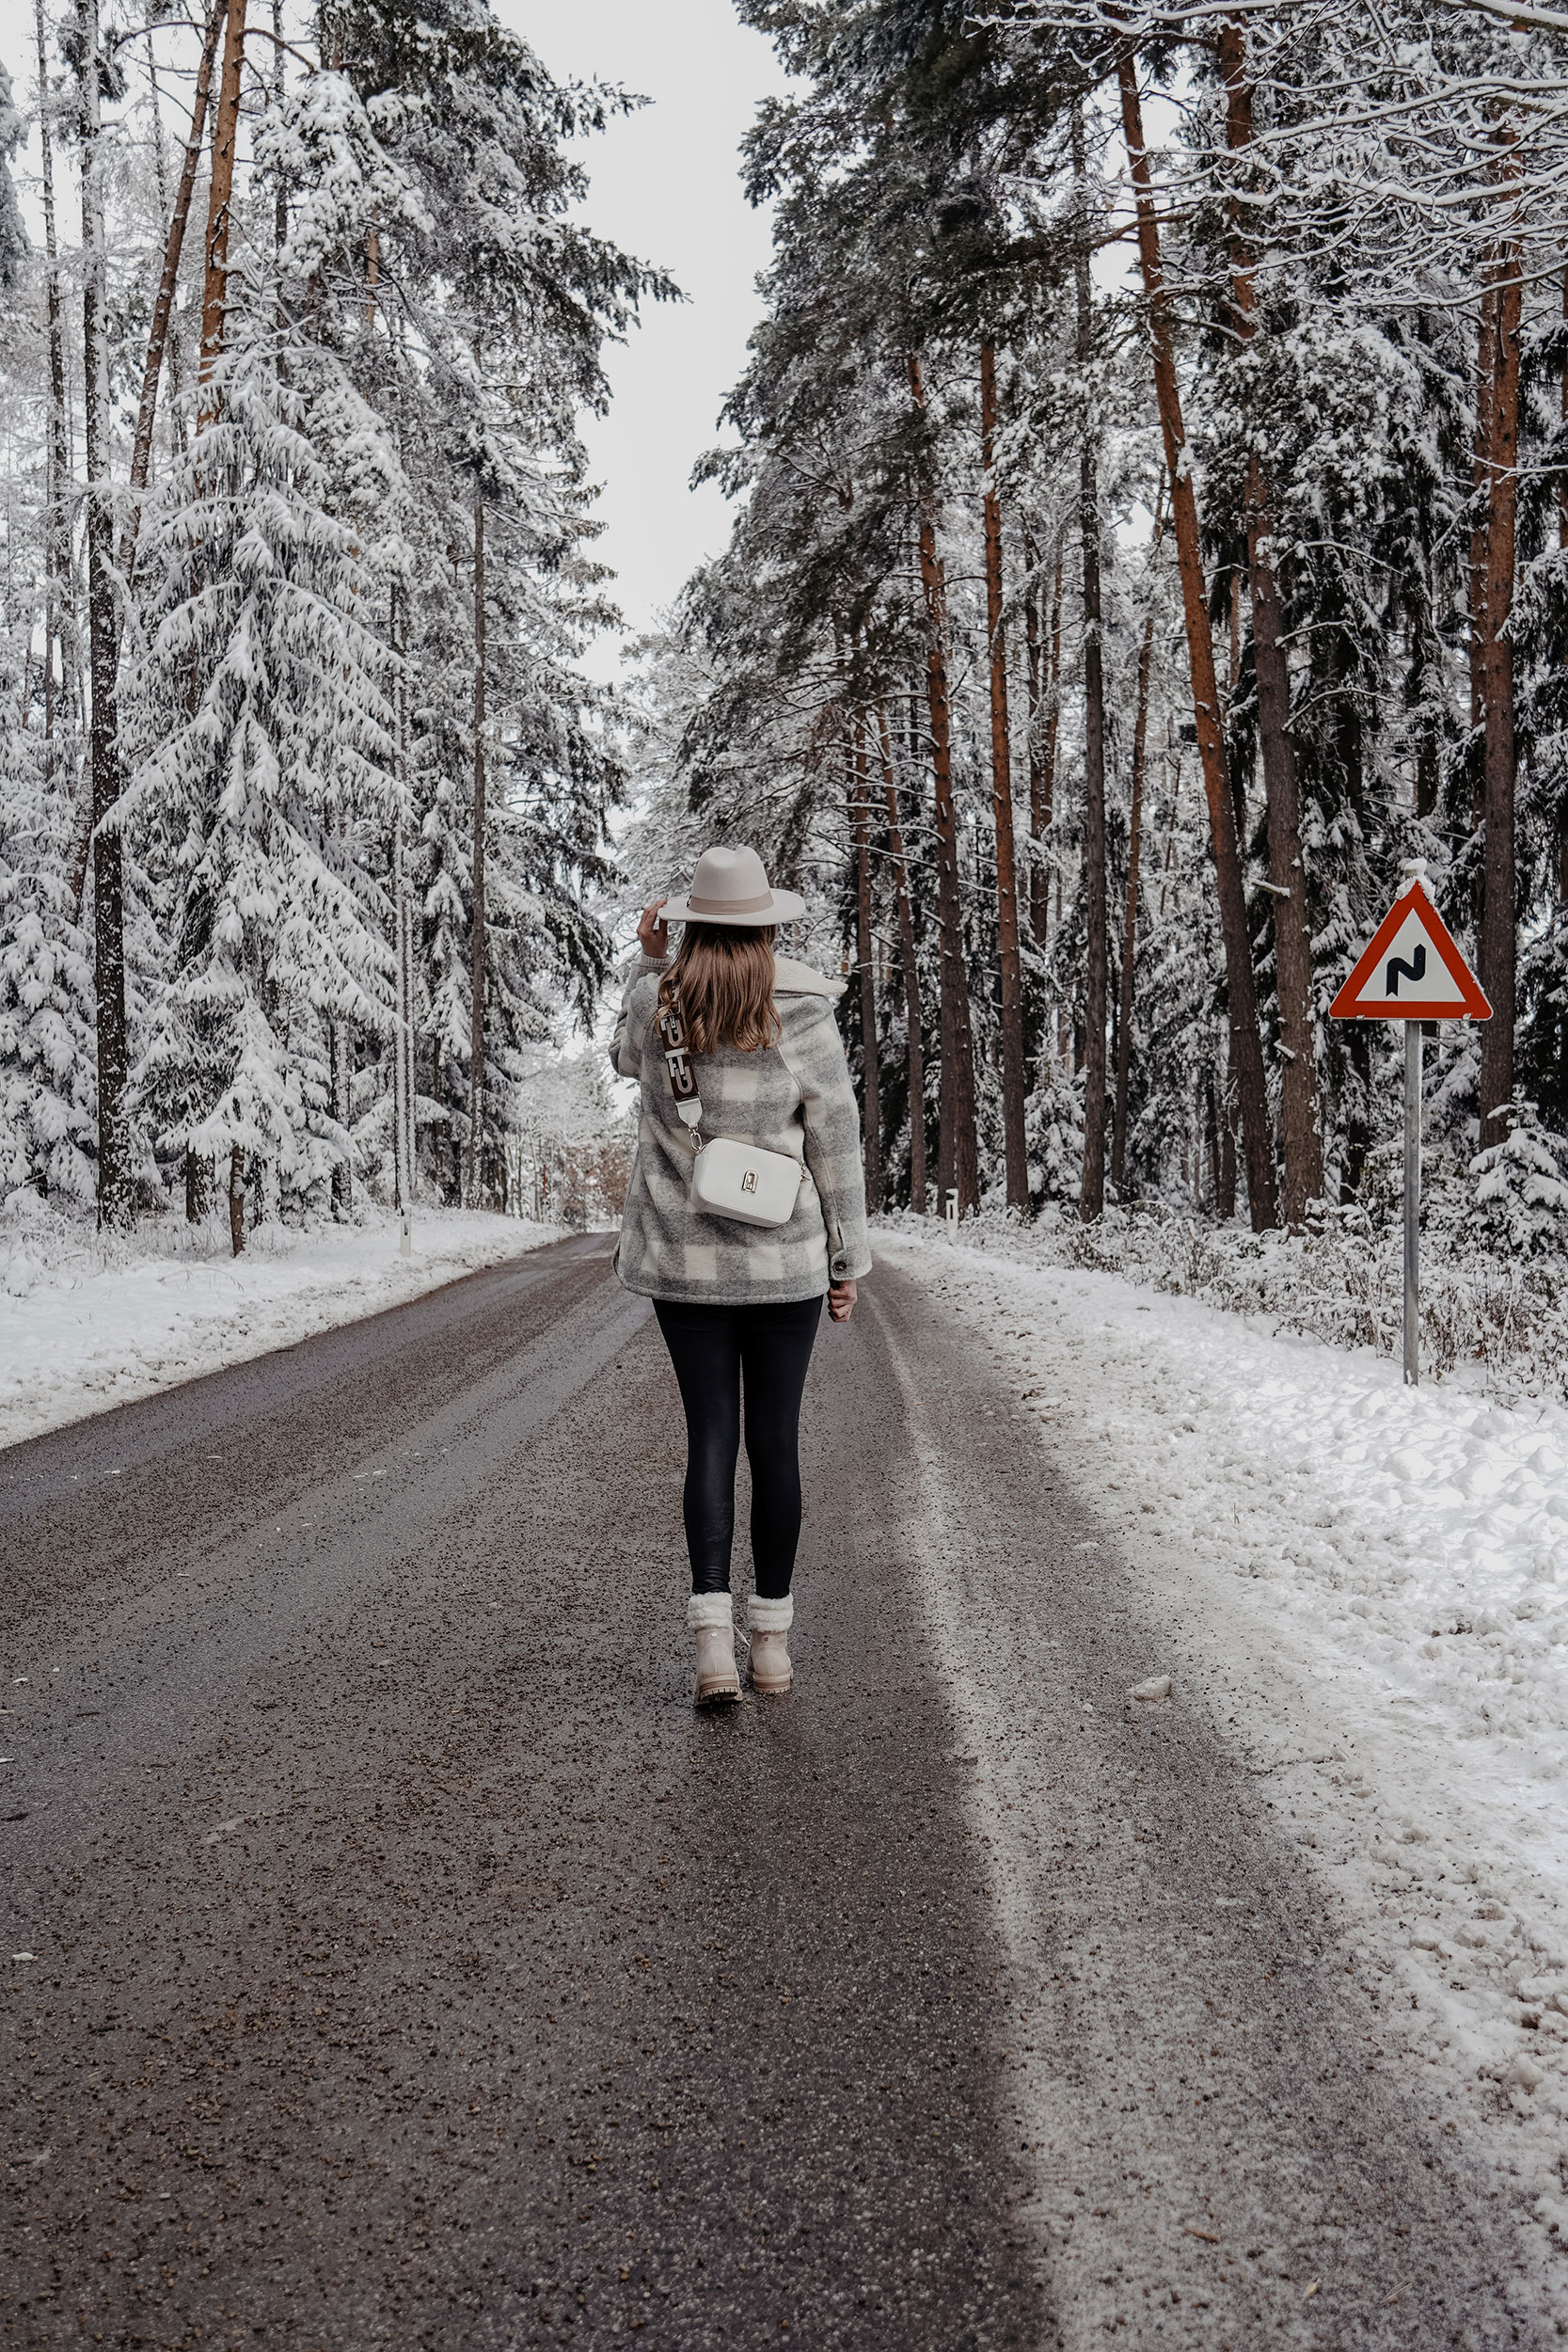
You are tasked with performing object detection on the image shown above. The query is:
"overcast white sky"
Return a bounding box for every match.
[0,0,786,680]
[494,0,790,676]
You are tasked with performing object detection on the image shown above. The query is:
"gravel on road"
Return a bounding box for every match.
[0,1238,1530,2348]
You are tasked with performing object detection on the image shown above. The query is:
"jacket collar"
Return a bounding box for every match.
[772,953,845,1001]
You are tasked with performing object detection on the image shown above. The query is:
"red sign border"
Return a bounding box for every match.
[1329,882,1492,1022]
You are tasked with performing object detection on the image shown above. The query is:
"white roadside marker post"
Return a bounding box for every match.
[1330,857,1491,1390]
[945,1185,958,1236]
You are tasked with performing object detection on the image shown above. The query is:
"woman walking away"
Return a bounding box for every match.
[610,845,872,1708]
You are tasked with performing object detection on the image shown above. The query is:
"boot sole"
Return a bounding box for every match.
[750,1673,793,1696]
[693,1679,741,1708]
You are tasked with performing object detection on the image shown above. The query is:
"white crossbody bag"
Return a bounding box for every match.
[656,1000,803,1229]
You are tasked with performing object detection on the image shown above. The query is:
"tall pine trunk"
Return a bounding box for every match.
[1023,535,1062,958]
[1116,49,1278,1230]
[1221,20,1323,1227]
[1073,103,1109,1223]
[37,0,75,882]
[199,0,246,406]
[391,582,416,1219]
[910,355,978,1216]
[467,501,487,1207]
[979,338,1028,1208]
[81,0,131,1227]
[1022,532,1043,948]
[1113,570,1158,1195]
[876,703,926,1212]
[1467,276,1497,831]
[851,712,882,1212]
[1560,268,1568,906]
[330,1026,353,1216]
[1477,239,1520,1146]
[121,0,223,577]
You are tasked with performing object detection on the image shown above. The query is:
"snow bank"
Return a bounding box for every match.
[0,1196,563,1451]
[883,1229,1568,2307]
[888,1200,1568,1405]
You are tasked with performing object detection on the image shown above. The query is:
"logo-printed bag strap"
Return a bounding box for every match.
[655,997,705,1141]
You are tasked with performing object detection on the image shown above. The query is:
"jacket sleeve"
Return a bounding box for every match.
[789,1000,873,1283]
[610,954,666,1081]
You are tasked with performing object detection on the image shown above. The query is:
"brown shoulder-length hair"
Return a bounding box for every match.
[657,923,780,1056]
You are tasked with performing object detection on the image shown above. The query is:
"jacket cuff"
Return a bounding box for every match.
[637,952,668,974]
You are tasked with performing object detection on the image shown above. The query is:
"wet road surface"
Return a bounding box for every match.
[0,1236,1530,2347]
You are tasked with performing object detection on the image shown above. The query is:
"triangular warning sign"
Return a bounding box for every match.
[1330,880,1491,1021]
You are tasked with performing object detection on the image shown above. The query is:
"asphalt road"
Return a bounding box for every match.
[0,1234,1531,2349]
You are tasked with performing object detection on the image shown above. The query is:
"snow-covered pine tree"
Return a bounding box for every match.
[323,0,664,1204]
[1462,1096,1568,1263]
[0,723,97,1205]
[125,209,404,1241]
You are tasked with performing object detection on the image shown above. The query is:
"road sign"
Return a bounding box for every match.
[1329,879,1491,1021]
[1329,866,1491,1390]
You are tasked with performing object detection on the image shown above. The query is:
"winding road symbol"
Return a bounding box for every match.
[1385,943,1426,994]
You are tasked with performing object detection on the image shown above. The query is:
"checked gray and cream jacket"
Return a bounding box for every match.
[610,952,873,1305]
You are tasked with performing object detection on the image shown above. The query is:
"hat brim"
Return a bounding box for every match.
[661,889,807,928]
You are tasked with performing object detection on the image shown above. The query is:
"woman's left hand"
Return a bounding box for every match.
[828,1279,858,1324]
[637,898,670,959]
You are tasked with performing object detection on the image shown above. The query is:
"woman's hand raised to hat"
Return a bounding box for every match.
[637,898,670,960]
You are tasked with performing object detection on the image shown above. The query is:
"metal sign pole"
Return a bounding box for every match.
[1333,865,1488,1391]
[1402,1021,1420,1385]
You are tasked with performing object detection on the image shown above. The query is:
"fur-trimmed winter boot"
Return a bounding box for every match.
[747,1592,794,1696]
[688,1591,741,1708]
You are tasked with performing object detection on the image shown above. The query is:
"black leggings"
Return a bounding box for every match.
[652,1296,823,1597]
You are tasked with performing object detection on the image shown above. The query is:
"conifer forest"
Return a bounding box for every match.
[4,0,1568,1274]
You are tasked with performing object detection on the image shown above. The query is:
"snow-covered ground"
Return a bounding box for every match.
[879,1228,1568,2313]
[0,1197,562,1452]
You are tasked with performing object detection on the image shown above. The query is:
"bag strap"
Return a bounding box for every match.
[655,999,705,1141]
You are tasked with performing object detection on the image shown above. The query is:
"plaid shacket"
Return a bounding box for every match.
[610,952,873,1305]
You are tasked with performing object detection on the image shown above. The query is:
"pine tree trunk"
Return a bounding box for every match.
[1561,266,1568,902]
[876,702,926,1213]
[1221,20,1323,1228]
[1478,241,1521,1147]
[1073,103,1110,1224]
[121,0,223,577]
[910,354,978,1216]
[331,1024,353,1216]
[1113,599,1155,1195]
[1467,275,1497,822]
[467,500,487,1207]
[1040,557,1063,952]
[199,0,247,407]
[81,0,131,1229]
[40,0,85,901]
[1116,49,1278,1230]
[1022,533,1042,946]
[1248,517,1322,1223]
[1341,1022,1371,1204]
[979,339,1028,1209]
[391,582,416,1218]
[229,1143,245,1256]
[851,714,882,1212]
[1023,537,1062,958]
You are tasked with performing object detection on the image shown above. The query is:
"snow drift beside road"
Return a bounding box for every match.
[0,1198,562,1451]
[882,1228,1568,2308]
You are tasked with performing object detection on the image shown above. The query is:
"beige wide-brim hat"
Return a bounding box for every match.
[661,844,806,929]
